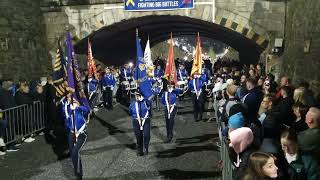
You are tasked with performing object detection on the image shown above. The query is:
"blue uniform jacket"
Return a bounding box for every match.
[177,69,188,81]
[121,68,133,80]
[62,101,90,133]
[87,79,98,94]
[139,78,155,100]
[201,68,211,83]
[101,74,116,88]
[188,78,205,93]
[161,89,181,105]
[129,100,150,120]
[154,69,164,78]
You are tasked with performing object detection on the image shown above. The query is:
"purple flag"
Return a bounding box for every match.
[66,31,90,108]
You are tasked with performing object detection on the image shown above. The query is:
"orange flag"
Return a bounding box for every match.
[191,32,202,76]
[164,33,177,85]
[87,39,97,78]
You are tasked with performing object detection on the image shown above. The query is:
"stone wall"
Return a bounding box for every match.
[281,0,320,93]
[0,0,51,81]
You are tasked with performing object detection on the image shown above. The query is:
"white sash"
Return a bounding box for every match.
[135,101,149,130]
[165,92,175,119]
[124,69,128,81]
[179,70,183,80]
[193,79,201,100]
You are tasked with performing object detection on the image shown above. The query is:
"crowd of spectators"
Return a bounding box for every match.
[213,61,320,179]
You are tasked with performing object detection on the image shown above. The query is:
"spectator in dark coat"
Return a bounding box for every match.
[281,129,319,180]
[290,102,309,133]
[242,78,263,123]
[259,94,282,154]
[0,80,19,152]
[31,83,45,102]
[15,82,33,106]
[0,80,16,109]
[14,82,35,143]
[277,86,295,126]
[228,127,256,179]
[298,107,320,164]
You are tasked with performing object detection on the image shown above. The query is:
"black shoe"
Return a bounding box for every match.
[165,138,172,143]
[137,151,143,156]
[144,149,149,155]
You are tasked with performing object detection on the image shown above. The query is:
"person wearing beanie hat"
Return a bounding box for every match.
[228,127,256,178]
[188,71,206,122]
[228,112,245,130]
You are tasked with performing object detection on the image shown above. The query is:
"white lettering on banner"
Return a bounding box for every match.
[138,2,156,8]
[138,1,179,8]
[161,1,179,7]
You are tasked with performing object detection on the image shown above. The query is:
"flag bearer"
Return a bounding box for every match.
[63,93,90,180]
[129,89,151,156]
[161,81,181,143]
[188,71,206,122]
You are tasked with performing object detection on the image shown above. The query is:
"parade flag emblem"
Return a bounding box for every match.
[134,29,147,82]
[126,0,135,7]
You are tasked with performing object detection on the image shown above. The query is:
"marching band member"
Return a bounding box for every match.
[154,64,164,79]
[63,93,90,180]
[177,64,189,100]
[86,76,98,101]
[129,89,151,156]
[188,71,206,122]
[177,64,189,81]
[120,64,133,82]
[161,81,181,143]
[139,72,155,117]
[102,67,116,110]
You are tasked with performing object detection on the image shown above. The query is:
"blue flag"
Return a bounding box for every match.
[134,35,147,82]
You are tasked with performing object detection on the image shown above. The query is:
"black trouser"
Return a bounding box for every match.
[132,118,151,154]
[68,131,87,179]
[192,92,205,121]
[0,118,8,141]
[103,87,113,109]
[164,106,177,140]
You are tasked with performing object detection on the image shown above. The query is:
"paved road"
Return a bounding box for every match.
[0,100,221,180]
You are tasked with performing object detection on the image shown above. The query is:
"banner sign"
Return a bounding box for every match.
[124,0,194,11]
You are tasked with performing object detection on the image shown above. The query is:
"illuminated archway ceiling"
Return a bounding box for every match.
[74,15,267,65]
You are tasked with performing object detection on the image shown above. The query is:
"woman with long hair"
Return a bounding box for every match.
[243,152,278,180]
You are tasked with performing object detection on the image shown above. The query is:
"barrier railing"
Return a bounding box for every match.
[213,97,234,180]
[0,101,45,145]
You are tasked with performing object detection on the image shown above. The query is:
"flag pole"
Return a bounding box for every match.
[68,31,77,144]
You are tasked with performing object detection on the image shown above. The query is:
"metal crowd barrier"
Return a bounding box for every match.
[1,101,45,145]
[213,96,234,180]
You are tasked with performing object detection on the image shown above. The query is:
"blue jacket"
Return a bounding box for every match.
[139,78,155,100]
[177,69,188,81]
[188,78,205,93]
[241,87,263,121]
[161,89,181,106]
[87,79,98,94]
[62,101,90,133]
[121,67,133,80]
[154,69,164,78]
[201,68,210,84]
[101,74,116,88]
[129,100,149,120]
